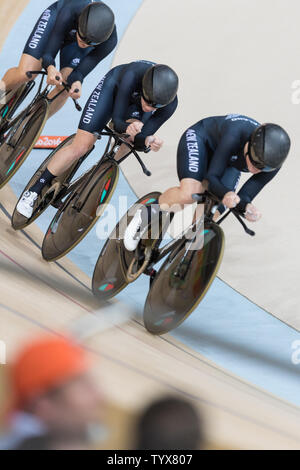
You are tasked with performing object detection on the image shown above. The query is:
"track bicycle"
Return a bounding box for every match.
[0,70,81,190]
[92,190,255,335]
[12,125,152,262]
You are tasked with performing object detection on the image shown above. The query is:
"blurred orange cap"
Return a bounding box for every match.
[11,335,89,409]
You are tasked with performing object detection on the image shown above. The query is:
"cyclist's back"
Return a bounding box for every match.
[192,114,260,158]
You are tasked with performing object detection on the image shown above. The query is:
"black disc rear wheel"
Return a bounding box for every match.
[42,160,120,261]
[143,222,225,335]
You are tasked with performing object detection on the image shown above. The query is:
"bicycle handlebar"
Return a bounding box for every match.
[231,209,255,236]
[26,71,82,112]
[97,126,152,177]
[192,191,255,237]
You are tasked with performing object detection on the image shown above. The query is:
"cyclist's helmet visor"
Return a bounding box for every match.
[77,29,101,46]
[247,143,276,173]
[141,91,167,109]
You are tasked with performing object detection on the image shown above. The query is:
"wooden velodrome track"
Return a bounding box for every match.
[0,1,300,450]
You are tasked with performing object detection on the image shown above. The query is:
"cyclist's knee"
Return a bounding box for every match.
[179,179,205,204]
[179,190,195,205]
[12,67,29,83]
[178,187,197,205]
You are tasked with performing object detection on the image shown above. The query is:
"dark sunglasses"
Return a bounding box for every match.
[77,30,100,46]
[245,147,275,173]
[141,92,166,109]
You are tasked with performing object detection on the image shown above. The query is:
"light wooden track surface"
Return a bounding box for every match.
[1,1,300,450]
[0,0,30,52]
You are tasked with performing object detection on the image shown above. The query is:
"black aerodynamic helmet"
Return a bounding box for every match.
[248,123,291,172]
[142,64,179,108]
[78,1,115,46]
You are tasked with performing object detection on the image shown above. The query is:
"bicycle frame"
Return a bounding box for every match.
[51,125,152,209]
[2,70,82,137]
[141,191,255,274]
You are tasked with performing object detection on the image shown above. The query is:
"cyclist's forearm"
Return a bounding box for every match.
[68,32,117,87]
[133,133,147,151]
[42,54,56,71]
[67,70,84,87]
[42,35,62,70]
[206,175,229,200]
[112,118,128,134]
[235,200,249,213]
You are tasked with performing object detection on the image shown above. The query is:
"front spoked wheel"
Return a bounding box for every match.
[0,100,48,189]
[11,134,76,230]
[42,160,120,261]
[92,192,161,301]
[143,222,225,335]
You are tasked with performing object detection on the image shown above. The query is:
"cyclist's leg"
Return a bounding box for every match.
[38,70,118,182]
[1,3,57,94]
[17,69,118,214]
[124,126,208,251]
[159,126,208,211]
[47,129,96,176]
[0,54,42,95]
[47,41,92,117]
[17,128,97,217]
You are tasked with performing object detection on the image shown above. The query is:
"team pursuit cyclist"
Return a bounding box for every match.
[0,0,117,118]
[16,60,179,218]
[124,114,291,251]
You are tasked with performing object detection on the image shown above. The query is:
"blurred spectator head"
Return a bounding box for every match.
[10,335,102,435]
[135,395,204,450]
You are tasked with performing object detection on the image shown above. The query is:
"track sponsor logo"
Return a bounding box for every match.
[34,136,68,149]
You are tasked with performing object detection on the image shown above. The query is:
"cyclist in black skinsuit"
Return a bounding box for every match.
[174,114,288,216]
[0,1,117,117]
[16,60,179,218]
[78,61,179,150]
[124,114,291,251]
